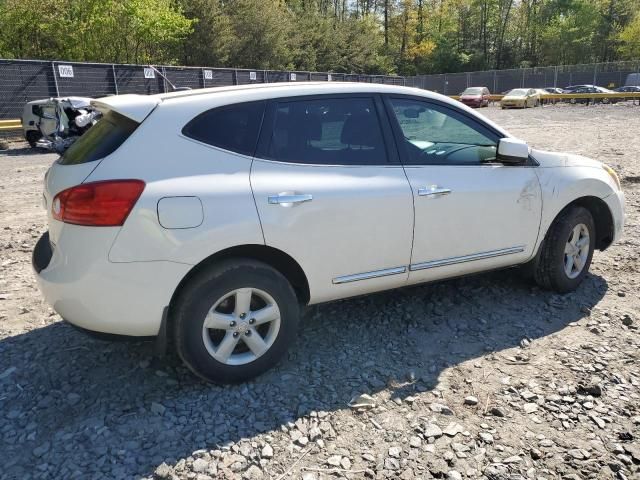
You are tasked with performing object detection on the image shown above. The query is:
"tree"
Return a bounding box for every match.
[0,0,194,63]
[618,12,640,59]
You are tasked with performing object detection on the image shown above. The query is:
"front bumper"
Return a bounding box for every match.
[604,189,625,244]
[33,229,190,336]
[461,99,482,107]
[501,101,524,108]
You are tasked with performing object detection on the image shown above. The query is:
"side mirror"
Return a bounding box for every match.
[497,138,529,164]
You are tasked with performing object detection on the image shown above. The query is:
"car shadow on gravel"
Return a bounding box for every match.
[0,269,607,479]
[0,146,52,157]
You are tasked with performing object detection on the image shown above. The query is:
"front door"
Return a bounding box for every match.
[251,95,414,303]
[384,96,542,285]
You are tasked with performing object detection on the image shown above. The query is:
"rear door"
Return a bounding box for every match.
[250,95,414,304]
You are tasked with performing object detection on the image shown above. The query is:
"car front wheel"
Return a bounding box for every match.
[173,259,300,383]
[534,206,595,293]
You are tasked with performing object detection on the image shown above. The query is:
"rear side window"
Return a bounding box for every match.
[60,111,138,165]
[264,97,387,165]
[182,101,265,156]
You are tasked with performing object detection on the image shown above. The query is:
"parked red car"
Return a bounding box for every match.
[459,87,491,108]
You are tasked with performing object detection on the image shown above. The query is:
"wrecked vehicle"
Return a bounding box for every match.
[22,97,101,152]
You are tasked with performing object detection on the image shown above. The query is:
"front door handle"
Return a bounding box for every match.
[268,193,313,205]
[418,186,452,198]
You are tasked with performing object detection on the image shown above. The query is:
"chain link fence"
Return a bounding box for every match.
[405,61,640,95]
[4,58,640,123]
[0,59,406,120]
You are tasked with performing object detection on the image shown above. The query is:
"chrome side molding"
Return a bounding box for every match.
[332,246,524,284]
[333,266,407,284]
[410,246,525,271]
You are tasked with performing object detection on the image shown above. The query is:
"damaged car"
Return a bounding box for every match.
[22,97,101,152]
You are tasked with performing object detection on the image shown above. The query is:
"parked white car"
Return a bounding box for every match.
[33,83,625,383]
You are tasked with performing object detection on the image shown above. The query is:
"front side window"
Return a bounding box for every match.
[389,98,498,165]
[265,97,387,165]
[182,101,265,156]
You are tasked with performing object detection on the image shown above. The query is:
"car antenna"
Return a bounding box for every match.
[148,65,191,92]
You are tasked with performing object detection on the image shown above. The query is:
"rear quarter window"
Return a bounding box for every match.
[60,111,138,165]
[182,101,266,156]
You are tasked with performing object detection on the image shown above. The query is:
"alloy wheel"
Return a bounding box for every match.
[201,288,281,365]
[563,223,590,279]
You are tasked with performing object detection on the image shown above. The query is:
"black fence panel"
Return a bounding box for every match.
[495,69,522,93]
[444,73,467,95]
[55,62,116,98]
[310,72,329,81]
[266,71,288,83]
[521,68,545,88]
[421,74,446,92]
[469,71,494,91]
[114,65,164,95]
[235,69,265,85]
[163,67,203,90]
[205,69,234,87]
[289,71,310,82]
[0,60,57,119]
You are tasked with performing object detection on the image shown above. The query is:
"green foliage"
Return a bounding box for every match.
[0,0,639,75]
[0,0,194,63]
[618,13,640,59]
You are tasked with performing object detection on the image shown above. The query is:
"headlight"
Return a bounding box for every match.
[603,164,621,191]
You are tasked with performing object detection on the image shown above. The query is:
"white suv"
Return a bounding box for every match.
[33,83,625,383]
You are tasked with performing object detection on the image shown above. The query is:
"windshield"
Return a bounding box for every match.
[462,88,483,95]
[60,111,138,165]
[507,89,528,96]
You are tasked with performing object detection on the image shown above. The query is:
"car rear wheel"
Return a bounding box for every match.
[25,130,42,148]
[534,206,595,293]
[173,259,300,383]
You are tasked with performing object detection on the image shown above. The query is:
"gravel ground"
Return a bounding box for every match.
[0,103,639,480]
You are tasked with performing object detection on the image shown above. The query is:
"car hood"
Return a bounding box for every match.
[531,149,603,168]
[502,95,525,101]
[461,95,481,99]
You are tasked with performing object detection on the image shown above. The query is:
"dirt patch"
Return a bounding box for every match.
[0,104,638,479]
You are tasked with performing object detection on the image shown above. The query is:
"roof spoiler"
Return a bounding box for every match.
[91,94,160,123]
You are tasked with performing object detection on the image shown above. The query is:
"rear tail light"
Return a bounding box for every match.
[52,180,145,226]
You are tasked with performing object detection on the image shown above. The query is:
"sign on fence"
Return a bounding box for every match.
[143,67,156,79]
[327,74,332,81]
[249,71,257,81]
[58,65,74,78]
[203,69,213,80]
[290,73,297,81]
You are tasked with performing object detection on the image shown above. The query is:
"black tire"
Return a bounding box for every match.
[173,258,300,383]
[534,206,596,293]
[25,130,42,148]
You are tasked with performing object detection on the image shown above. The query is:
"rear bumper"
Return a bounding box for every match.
[33,229,190,336]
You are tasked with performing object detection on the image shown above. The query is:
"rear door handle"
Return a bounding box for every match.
[418,186,452,198]
[268,193,313,205]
